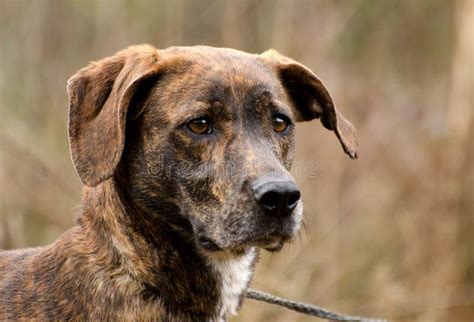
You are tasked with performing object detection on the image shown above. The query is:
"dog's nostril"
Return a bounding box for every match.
[260,191,280,210]
[287,191,300,210]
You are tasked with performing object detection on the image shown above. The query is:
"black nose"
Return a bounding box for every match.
[253,181,300,216]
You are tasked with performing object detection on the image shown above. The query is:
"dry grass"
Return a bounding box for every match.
[0,0,472,320]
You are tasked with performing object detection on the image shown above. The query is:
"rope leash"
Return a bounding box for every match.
[246,288,386,322]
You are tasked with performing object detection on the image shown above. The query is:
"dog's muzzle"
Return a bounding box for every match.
[196,179,302,253]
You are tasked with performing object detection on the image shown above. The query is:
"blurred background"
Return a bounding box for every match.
[0,0,472,320]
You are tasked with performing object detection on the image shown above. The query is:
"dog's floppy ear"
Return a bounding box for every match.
[261,50,358,159]
[67,44,160,187]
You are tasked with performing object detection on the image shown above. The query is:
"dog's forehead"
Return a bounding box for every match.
[156,46,288,115]
[161,46,278,85]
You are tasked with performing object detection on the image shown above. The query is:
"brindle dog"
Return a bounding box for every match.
[0,45,358,321]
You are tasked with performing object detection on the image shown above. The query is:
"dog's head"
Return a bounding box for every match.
[67,45,358,253]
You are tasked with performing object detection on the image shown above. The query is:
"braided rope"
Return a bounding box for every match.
[246,288,386,322]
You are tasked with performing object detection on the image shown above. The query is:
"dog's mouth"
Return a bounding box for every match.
[197,236,222,252]
[197,232,290,253]
[250,234,288,252]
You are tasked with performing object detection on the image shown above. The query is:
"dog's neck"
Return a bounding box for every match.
[203,248,257,319]
[76,180,256,321]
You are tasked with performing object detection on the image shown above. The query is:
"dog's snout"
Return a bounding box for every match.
[253,180,300,216]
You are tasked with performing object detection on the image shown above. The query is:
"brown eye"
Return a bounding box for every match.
[272,115,289,133]
[187,117,212,135]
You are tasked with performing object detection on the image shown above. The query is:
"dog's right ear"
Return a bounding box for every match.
[67,45,160,187]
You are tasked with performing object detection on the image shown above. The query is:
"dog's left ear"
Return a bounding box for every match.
[67,45,160,187]
[261,50,358,159]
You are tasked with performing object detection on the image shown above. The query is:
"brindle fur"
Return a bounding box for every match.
[0,45,358,321]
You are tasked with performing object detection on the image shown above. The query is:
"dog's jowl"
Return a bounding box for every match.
[0,45,358,321]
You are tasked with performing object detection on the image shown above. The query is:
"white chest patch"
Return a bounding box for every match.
[207,247,256,320]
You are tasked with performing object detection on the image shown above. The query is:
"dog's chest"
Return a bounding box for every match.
[207,248,256,320]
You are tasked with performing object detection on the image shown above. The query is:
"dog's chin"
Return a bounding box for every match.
[249,235,287,252]
[196,232,290,255]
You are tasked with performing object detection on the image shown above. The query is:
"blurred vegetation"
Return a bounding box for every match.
[0,0,473,321]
